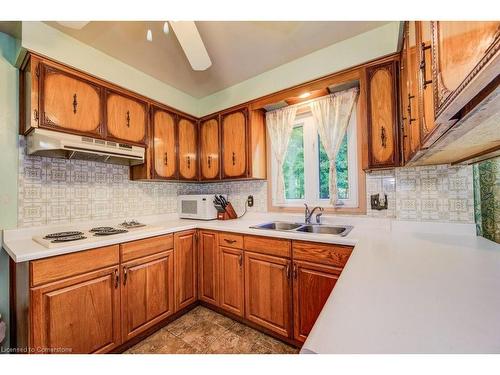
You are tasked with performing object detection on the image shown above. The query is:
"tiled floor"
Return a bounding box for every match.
[124,306,299,354]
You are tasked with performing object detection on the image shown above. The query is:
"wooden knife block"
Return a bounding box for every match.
[217,202,238,220]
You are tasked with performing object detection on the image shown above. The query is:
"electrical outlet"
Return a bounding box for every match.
[247,195,254,207]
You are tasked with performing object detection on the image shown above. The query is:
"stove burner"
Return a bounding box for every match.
[90,227,116,232]
[50,235,87,243]
[44,231,84,239]
[119,220,146,229]
[93,228,128,236]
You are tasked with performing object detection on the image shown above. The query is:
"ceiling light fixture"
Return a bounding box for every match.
[299,92,311,99]
[163,22,170,34]
[146,29,153,42]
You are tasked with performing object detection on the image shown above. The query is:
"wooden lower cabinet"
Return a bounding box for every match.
[30,265,121,354]
[292,260,341,343]
[121,250,174,342]
[219,246,244,317]
[198,230,219,306]
[244,251,292,337]
[174,230,198,311]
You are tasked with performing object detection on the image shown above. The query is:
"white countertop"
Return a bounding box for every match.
[3,212,499,353]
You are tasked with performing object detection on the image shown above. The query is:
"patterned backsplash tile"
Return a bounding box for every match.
[17,136,474,227]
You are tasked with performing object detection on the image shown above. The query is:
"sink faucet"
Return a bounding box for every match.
[304,204,324,224]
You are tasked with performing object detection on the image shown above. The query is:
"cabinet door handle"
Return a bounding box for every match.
[114,268,119,289]
[187,155,191,169]
[293,263,297,280]
[164,152,168,166]
[72,93,78,114]
[238,254,243,268]
[224,239,236,244]
[126,110,130,127]
[380,126,387,148]
[420,42,433,90]
[207,155,211,169]
[33,109,39,122]
[407,95,416,124]
[286,263,291,280]
[232,152,236,166]
[123,266,128,285]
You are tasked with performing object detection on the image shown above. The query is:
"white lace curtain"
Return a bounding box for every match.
[266,106,297,204]
[310,88,359,205]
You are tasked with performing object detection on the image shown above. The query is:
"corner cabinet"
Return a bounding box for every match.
[366,58,401,169]
[198,230,219,306]
[220,107,267,180]
[174,230,198,311]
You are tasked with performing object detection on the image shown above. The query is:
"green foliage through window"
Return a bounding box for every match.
[319,135,349,200]
[283,126,305,199]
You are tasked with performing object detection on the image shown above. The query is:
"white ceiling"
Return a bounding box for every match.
[44,21,390,97]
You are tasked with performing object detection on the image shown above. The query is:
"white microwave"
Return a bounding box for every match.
[178,194,225,220]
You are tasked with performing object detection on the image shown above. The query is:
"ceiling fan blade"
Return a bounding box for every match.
[169,21,212,71]
[56,21,90,30]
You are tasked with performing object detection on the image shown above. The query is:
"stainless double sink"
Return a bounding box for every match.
[249,221,353,236]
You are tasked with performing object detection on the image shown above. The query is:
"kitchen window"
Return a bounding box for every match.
[271,109,358,207]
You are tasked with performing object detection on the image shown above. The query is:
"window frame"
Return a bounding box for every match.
[270,109,359,208]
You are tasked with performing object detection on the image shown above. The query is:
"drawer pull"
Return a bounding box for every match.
[224,239,236,244]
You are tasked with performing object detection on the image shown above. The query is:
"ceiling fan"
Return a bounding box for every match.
[55,21,212,71]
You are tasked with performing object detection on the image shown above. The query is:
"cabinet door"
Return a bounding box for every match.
[221,109,248,178]
[153,108,177,179]
[219,246,244,317]
[174,230,198,311]
[407,21,421,158]
[199,117,220,180]
[178,117,198,180]
[417,21,437,146]
[121,251,174,342]
[431,21,499,123]
[293,261,341,343]
[400,31,412,164]
[366,60,400,168]
[30,266,121,354]
[244,252,291,337]
[106,91,147,144]
[40,64,102,137]
[198,231,219,306]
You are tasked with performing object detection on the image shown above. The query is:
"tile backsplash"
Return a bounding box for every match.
[17,136,474,227]
[366,164,474,223]
[17,137,267,227]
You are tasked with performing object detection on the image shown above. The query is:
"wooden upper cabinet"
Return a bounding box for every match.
[198,230,219,306]
[417,21,437,146]
[293,260,341,343]
[219,246,245,317]
[40,64,103,137]
[366,59,400,169]
[30,265,121,354]
[221,108,248,178]
[400,35,412,164]
[105,90,147,145]
[199,117,220,180]
[152,107,178,179]
[178,117,198,180]
[244,251,292,338]
[431,21,499,124]
[121,250,174,342]
[174,230,198,311]
[407,21,422,159]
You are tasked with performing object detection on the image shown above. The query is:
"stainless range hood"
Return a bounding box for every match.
[26,129,145,166]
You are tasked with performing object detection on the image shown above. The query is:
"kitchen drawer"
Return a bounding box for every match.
[292,241,353,268]
[244,235,291,258]
[30,245,119,287]
[218,232,244,249]
[120,234,174,262]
